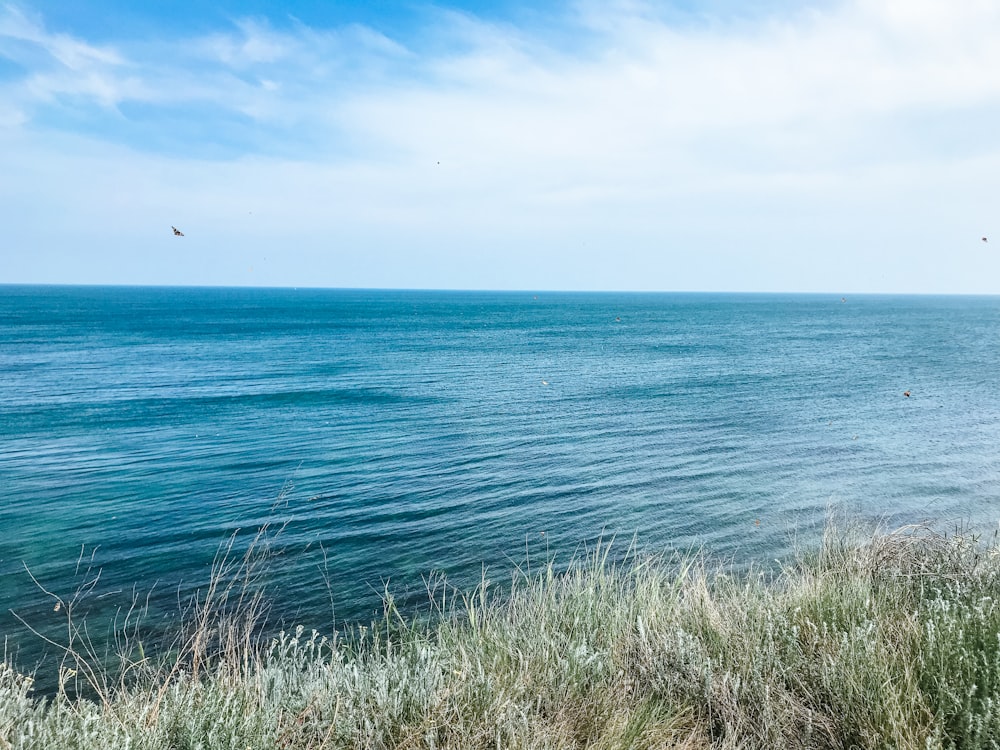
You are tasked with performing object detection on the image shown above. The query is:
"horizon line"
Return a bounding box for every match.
[2,282,999,298]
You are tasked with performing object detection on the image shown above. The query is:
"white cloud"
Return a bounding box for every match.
[0,3,145,112]
[200,18,293,67]
[0,4,123,68]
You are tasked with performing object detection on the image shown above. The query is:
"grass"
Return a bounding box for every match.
[4,518,1000,749]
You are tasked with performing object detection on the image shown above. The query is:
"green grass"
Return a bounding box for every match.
[5,519,1000,749]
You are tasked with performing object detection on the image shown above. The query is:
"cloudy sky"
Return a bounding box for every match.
[1,0,998,292]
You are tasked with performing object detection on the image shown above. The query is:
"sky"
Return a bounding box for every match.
[1,0,998,293]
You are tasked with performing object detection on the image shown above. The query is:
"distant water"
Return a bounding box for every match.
[3,286,1000,677]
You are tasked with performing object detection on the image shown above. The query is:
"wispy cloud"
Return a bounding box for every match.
[0,4,137,112]
[0,4,123,68]
[5,1,999,158]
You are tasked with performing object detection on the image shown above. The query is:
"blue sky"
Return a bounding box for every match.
[1,0,998,292]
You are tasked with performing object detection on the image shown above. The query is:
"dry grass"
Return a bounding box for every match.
[4,518,1000,749]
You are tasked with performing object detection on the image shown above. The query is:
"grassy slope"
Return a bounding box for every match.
[4,522,1000,749]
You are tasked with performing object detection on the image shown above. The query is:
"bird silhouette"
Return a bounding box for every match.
[172,226,184,236]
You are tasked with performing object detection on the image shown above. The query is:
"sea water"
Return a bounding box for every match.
[2,286,999,677]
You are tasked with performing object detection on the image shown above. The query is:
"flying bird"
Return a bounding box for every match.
[983,237,988,243]
[903,390,911,397]
[172,226,184,236]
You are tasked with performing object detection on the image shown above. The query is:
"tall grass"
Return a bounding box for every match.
[4,519,1000,748]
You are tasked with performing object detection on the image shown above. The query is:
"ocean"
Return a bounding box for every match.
[2,285,999,678]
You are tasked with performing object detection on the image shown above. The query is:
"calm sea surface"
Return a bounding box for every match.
[2,286,1000,675]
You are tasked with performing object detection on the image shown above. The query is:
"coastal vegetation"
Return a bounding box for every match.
[3,519,1000,749]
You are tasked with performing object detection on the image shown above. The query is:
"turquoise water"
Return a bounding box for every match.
[2,286,1000,677]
